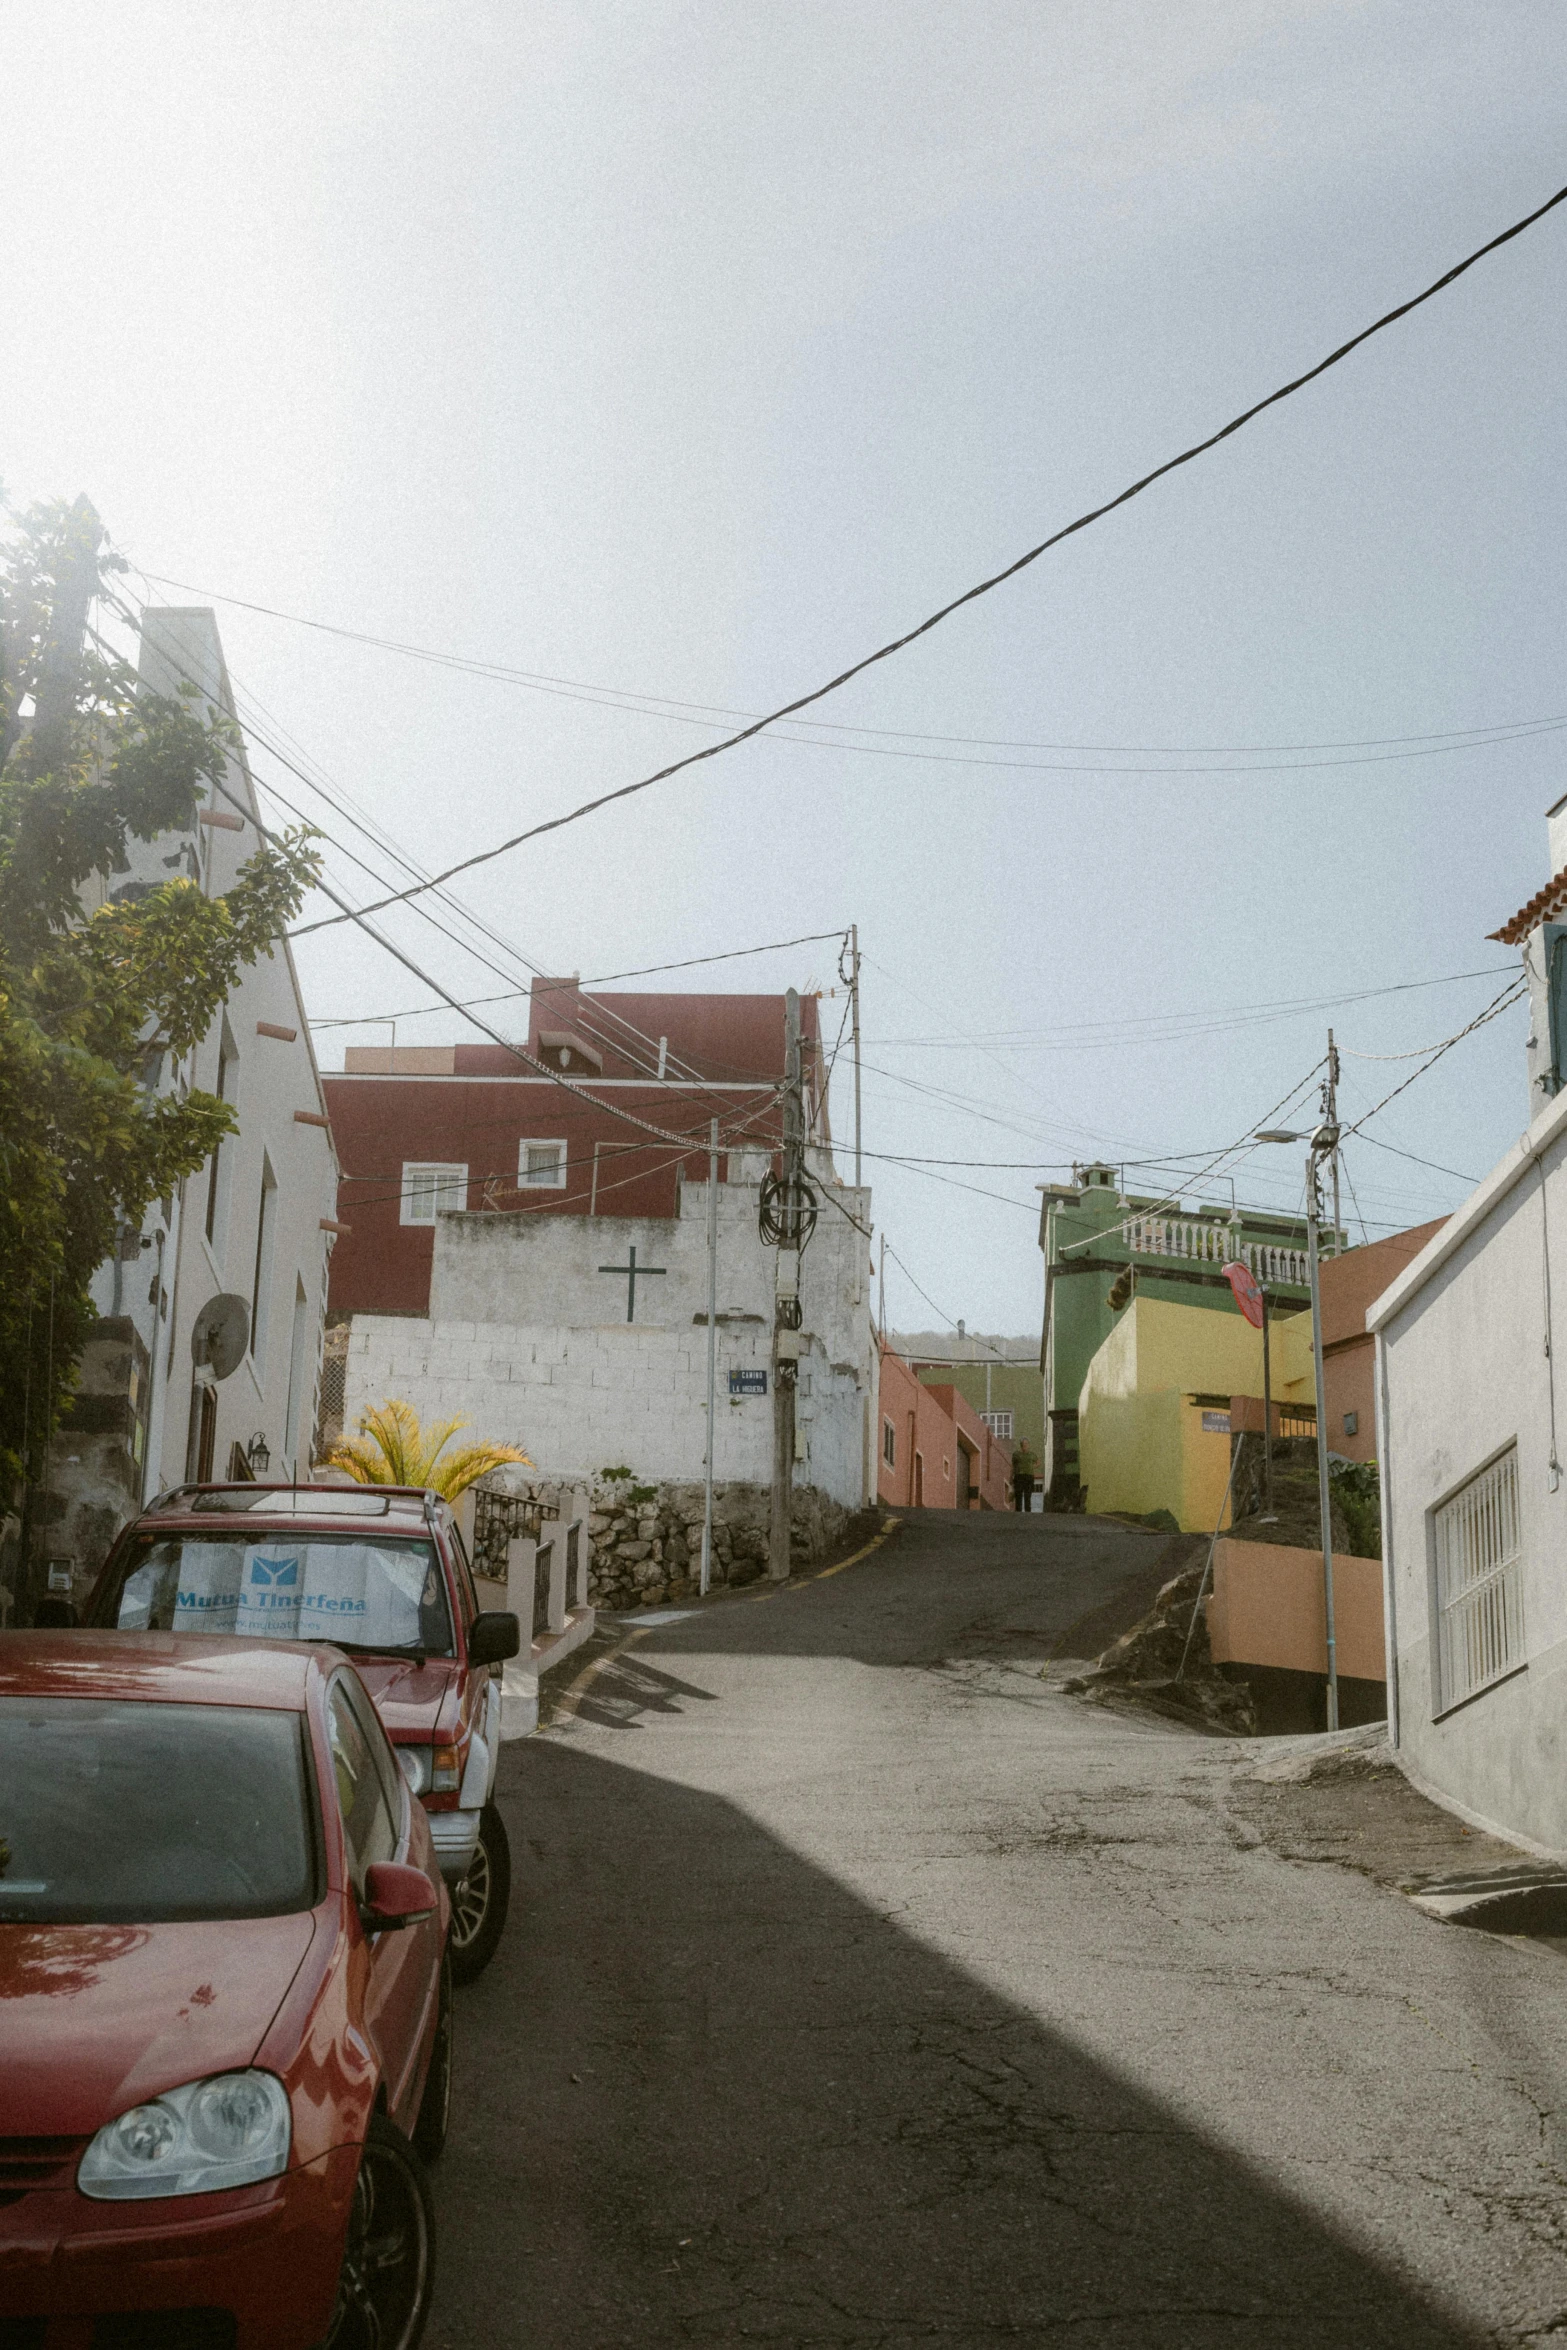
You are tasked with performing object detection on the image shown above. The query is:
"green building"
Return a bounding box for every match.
[1038,1163,1316,1505]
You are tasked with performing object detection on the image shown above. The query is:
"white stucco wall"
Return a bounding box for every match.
[1372,1084,1567,1853]
[101,610,339,1495]
[341,1174,875,1507]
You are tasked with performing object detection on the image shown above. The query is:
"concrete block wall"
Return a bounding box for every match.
[343,1312,868,1506]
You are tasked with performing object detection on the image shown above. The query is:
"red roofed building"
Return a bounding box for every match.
[322,977,827,1318]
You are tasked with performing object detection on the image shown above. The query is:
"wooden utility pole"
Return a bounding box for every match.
[769,990,804,1581]
[850,923,862,1190]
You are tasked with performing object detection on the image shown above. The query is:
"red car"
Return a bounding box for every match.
[0,1633,450,2348]
[86,1484,521,1983]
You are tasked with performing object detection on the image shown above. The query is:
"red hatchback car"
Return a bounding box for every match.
[0,1634,450,2349]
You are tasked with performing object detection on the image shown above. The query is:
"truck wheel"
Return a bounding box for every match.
[449,1802,510,1984]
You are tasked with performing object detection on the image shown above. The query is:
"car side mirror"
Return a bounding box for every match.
[468,1610,521,1668]
[31,1597,78,1628]
[361,1861,437,1934]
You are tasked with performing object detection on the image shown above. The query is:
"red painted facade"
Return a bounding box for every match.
[322,978,824,1318]
[876,1345,1010,1510]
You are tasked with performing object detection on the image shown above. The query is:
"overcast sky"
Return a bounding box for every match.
[7,2,1567,1336]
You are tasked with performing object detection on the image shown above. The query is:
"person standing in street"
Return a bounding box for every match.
[1012,1441,1037,1512]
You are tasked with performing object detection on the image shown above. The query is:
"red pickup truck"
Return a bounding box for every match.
[86,1481,521,1982]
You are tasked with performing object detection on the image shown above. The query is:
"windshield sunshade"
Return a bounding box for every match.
[101,1534,454,1657]
[0,1698,317,1924]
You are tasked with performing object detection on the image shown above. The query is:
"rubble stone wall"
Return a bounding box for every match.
[585,1477,853,1611]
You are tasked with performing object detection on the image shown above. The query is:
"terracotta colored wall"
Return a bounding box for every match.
[877,1350,1010,1509]
[1207,1537,1385,1681]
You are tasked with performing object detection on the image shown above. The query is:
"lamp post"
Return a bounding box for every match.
[1255,1124,1341,1732]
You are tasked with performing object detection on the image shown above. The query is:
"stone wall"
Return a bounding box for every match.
[585,1477,854,1611]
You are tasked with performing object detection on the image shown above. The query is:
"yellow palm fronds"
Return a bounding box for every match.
[326,1398,531,1499]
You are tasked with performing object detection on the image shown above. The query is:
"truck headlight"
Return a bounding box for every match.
[396,1744,432,1797]
[78,2070,291,2200]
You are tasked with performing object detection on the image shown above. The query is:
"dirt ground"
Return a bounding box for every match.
[1224,1729,1527,1892]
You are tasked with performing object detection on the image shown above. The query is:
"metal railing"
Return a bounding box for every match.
[1117,1215,1310,1289]
[472,1484,560,1581]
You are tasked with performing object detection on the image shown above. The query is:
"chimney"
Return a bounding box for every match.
[1549,794,1567,884]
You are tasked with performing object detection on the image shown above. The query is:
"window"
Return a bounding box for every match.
[250,1155,277,1365]
[883,1419,897,1468]
[326,1678,399,1889]
[981,1410,1014,1440]
[0,1698,316,1924]
[204,1026,238,1248]
[519,1139,567,1189]
[400,1162,468,1226]
[1434,1447,1524,1711]
[283,1278,310,1472]
[100,1531,456,1657]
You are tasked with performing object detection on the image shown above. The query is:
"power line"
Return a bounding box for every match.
[1341,983,1527,1140]
[107,591,767,1115]
[134,566,1567,762]
[310,927,851,1030]
[291,177,1567,935]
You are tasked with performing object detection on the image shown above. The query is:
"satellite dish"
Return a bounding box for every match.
[191,1293,251,1381]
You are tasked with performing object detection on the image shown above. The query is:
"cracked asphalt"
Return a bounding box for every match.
[429,1509,1567,2347]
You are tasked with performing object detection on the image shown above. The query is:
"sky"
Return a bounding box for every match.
[6,1,1567,1338]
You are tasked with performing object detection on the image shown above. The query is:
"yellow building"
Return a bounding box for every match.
[1077,1296,1277,1533]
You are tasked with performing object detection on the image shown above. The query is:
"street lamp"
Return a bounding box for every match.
[246,1431,271,1478]
[1254,1124,1341,1731]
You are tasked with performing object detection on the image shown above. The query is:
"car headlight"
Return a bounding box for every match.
[78,2070,291,2200]
[396,1744,432,1797]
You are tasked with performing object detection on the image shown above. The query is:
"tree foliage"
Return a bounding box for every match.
[327,1398,531,1499]
[0,496,320,1491]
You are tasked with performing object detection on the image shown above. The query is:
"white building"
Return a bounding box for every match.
[29,609,338,1609]
[341,1167,876,1509]
[1371,795,1567,1852]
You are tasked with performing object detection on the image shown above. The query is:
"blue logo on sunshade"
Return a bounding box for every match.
[249,1556,299,1588]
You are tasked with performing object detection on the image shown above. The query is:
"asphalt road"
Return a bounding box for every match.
[429,1509,1567,2348]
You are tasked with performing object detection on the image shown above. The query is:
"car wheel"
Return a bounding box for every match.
[413,1953,453,2162]
[323,2111,434,2350]
[448,1801,510,1985]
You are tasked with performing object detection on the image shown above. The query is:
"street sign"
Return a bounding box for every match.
[1222,1259,1265,1330]
[729,1369,767,1396]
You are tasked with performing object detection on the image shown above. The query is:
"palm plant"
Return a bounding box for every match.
[327,1398,530,1498]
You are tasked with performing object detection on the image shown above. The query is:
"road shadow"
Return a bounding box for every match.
[430,1737,1485,2349]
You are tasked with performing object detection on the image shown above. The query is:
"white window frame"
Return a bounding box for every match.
[980,1409,1014,1440]
[1433,1444,1525,1714]
[399,1162,468,1227]
[518,1138,568,1190]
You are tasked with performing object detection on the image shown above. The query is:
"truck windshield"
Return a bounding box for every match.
[95,1532,454,1658]
[0,1698,317,1924]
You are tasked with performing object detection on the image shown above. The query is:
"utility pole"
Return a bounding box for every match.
[769,990,804,1581]
[700,1117,719,1596]
[1331,1032,1342,1253]
[850,923,862,1191]
[1260,1282,1276,1522]
[1306,1135,1341,1731]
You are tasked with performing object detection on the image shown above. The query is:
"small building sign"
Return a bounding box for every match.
[729,1369,768,1396]
[1201,1409,1231,1435]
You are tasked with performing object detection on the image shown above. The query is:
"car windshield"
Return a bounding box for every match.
[95,1532,454,1658]
[0,1698,317,1924]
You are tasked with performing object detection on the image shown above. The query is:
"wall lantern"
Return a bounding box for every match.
[246,1431,271,1477]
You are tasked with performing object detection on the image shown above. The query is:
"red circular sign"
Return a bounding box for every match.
[1222,1259,1265,1329]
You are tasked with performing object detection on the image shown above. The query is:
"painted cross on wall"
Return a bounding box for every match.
[598,1243,667,1322]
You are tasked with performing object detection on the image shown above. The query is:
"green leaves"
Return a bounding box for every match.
[0,498,320,1490]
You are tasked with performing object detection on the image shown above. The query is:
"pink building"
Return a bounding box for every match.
[877,1346,1010,1511]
